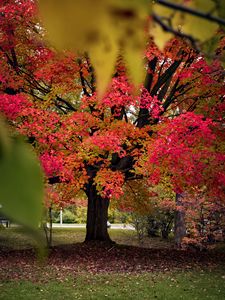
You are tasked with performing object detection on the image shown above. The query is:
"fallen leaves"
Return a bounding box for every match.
[0,242,225,282]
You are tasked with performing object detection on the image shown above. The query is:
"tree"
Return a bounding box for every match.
[0,0,225,243]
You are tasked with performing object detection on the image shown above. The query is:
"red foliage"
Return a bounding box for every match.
[0,93,31,119]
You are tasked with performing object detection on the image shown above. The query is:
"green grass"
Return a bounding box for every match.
[0,227,172,250]
[0,227,87,250]
[0,270,225,300]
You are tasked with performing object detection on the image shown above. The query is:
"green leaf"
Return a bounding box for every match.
[0,117,10,159]
[0,138,44,229]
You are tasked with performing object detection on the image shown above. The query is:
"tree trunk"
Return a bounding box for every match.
[42,206,53,248]
[147,217,159,237]
[174,193,186,248]
[48,206,53,247]
[85,183,112,242]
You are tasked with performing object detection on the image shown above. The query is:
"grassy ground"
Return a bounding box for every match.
[0,227,173,250]
[0,270,225,299]
[0,228,225,299]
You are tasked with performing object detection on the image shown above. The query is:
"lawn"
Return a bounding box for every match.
[1,270,225,300]
[0,227,225,299]
[0,226,173,249]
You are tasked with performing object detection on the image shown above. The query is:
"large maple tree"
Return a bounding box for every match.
[0,0,224,242]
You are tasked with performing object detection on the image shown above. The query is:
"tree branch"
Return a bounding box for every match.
[56,96,76,112]
[157,0,225,26]
[152,14,199,50]
[77,58,91,97]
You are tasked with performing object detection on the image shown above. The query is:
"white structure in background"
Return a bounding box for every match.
[60,207,63,226]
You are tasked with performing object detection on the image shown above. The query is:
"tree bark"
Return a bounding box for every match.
[174,193,186,247]
[85,183,112,242]
[48,206,53,247]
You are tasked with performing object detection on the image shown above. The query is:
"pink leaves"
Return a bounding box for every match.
[144,112,224,196]
[34,52,80,92]
[40,151,64,177]
[158,113,215,149]
[0,93,31,120]
[101,75,134,109]
[139,88,164,119]
[19,107,61,146]
[89,132,122,153]
[0,0,37,49]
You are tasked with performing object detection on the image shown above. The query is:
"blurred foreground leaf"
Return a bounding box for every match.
[0,118,10,159]
[0,126,44,230]
[39,0,150,96]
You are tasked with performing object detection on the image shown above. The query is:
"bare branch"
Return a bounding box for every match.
[152,14,199,50]
[157,0,225,26]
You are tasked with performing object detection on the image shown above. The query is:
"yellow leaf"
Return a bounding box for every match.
[152,0,219,48]
[39,0,104,51]
[124,46,145,89]
[149,19,174,51]
[89,30,118,98]
[39,0,151,96]
[177,0,218,41]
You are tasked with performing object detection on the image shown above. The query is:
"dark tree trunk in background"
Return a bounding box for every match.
[147,217,160,237]
[48,206,53,247]
[43,205,53,248]
[174,193,186,247]
[85,183,111,242]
